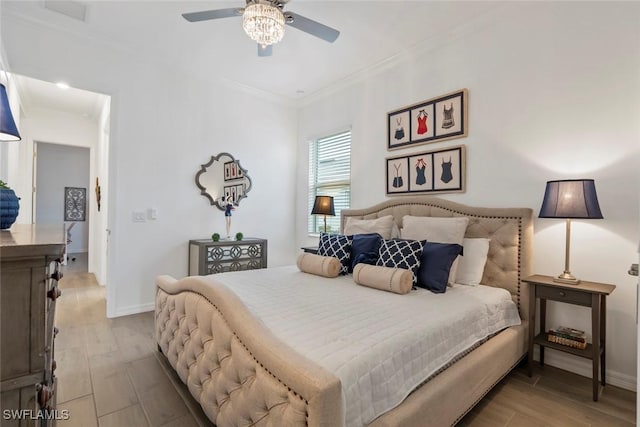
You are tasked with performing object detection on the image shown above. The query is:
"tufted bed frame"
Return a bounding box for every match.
[155,196,533,426]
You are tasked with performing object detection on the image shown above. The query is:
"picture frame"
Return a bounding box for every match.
[387,89,468,150]
[386,145,466,195]
[224,160,244,181]
[223,183,245,201]
[64,187,87,221]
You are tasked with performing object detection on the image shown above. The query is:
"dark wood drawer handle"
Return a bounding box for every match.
[559,291,565,297]
[47,287,62,301]
[51,270,63,281]
[37,384,52,407]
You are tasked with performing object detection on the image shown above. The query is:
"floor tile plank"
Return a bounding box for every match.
[57,395,98,427]
[56,346,92,404]
[138,380,190,426]
[98,404,149,427]
[89,352,140,417]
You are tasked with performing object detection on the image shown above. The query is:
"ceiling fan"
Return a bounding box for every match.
[182,0,340,57]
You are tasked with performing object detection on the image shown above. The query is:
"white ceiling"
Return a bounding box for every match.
[14,74,108,120]
[4,1,503,116]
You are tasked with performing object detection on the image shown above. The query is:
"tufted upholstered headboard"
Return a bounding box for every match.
[341,196,533,321]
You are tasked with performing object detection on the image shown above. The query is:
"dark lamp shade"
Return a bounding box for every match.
[539,179,603,219]
[0,84,21,142]
[311,195,335,216]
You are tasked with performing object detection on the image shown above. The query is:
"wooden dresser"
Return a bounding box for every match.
[1,225,65,426]
[189,238,267,275]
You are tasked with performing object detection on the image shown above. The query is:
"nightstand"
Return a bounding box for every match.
[300,246,318,254]
[523,274,616,401]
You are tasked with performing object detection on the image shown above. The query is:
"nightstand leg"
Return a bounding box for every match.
[592,294,601,401]
[527,283,536,377]
[601,296,607,387]
[539,298,546,366]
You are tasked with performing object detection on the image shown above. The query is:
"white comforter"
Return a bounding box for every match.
[207,265,521,427]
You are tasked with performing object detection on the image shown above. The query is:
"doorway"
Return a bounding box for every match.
[14,74,111,289]
[35,142,90,270]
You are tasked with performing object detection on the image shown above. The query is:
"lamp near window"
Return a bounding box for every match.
[311,195,335,233]
[0,83,21,142]
[539,179,603,284]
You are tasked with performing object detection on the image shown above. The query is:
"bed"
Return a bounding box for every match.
[155,196,533,426]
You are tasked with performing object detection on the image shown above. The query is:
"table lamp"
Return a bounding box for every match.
[0,83,21,142]
[311,195,335,233]
[539,179,603,284]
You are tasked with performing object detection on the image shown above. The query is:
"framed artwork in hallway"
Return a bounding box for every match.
[64,187,87,221]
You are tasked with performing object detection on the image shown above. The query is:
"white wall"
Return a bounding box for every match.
[2,10,298,317]
[18,108,99,220]
[89,97,110,286]
[35,142,90,252]
[296,3,640,390]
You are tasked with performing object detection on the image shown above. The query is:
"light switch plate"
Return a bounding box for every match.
[132,211,146,222]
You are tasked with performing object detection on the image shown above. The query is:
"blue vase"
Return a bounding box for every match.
[0,188,20,229]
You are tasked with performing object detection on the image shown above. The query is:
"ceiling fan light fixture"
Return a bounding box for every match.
[242,2,285,47]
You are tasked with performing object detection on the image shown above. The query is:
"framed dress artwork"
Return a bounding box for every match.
[387,89,468,150]
[224,160,244,181]
[223,160,245,202]
[386,145,466,195]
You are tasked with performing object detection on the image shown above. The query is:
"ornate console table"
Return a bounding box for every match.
[188,238,267,276]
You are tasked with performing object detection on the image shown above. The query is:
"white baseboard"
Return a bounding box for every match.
[67,249,88,254]
[533,348,636,392]
[110,302,155,318]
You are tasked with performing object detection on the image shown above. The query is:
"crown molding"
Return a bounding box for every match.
[3,5,296,109]
[296,3,511,108]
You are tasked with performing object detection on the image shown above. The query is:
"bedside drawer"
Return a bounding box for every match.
[536,285,592,306]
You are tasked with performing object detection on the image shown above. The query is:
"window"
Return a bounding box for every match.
[308,130,351,234]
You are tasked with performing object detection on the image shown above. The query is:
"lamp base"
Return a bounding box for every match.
[553,272,580,285]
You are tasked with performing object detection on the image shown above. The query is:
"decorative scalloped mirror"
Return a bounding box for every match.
[195,153,252,211]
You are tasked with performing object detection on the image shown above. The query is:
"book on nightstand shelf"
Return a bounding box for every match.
[547,326,587,350]
[556,326,586,337]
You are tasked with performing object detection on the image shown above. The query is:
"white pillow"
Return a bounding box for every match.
[400,216,469,284]
[455,238,490,286]
[344,215,396,239]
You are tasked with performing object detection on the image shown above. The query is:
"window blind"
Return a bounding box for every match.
[308,130,351,234]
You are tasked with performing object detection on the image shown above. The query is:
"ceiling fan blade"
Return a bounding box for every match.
[258,44,273,57]
[182,8,242,23]
[284,12,340,43]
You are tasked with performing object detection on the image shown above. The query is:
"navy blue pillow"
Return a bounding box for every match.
[376,239,426,285]
[350,233,383,272]
[317,233,352,275]
[417,242,464,293]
